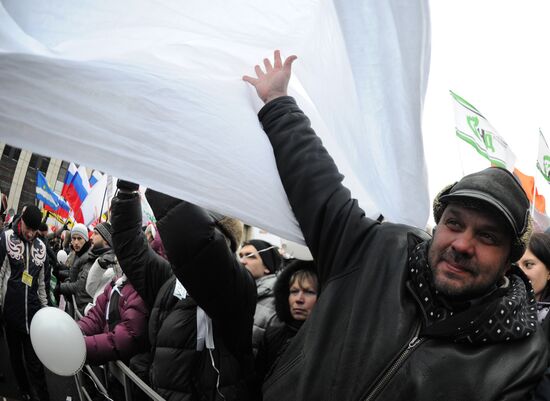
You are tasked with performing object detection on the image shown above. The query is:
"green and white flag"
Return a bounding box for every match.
[537,130,550,183]
[451,91,515,170]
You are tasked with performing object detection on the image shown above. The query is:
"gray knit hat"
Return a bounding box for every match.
[94,222,113,246]
[71,223,89,241]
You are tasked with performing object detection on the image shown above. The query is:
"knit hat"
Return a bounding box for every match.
[433,167,531,262]
[94,222,113,246]
[21,205,42,230]
[245,239,283,274]
[71,223,89,241]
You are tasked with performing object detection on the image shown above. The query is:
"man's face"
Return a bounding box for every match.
[239,245,270,279]
[71,234,86,252]
[428,203,512,301]
[91,230,106,249]
[20,219,38,242]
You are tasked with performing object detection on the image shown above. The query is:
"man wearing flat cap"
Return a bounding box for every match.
[0,205,50,401]
[243,51,548,400]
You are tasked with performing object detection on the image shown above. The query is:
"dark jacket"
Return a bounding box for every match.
[111,191,256,401]
[37,234,55,305]
[256,261,316,381]
[78,276,148,365]
[0,218,48,333]
[252,274,277,355]
[259,96,548,401]
[61,244,106,315]
[530,294,550,400]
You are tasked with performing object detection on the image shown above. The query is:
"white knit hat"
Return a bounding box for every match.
[71,223,89,241]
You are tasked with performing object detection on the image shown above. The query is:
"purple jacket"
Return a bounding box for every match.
[78,278,149,365]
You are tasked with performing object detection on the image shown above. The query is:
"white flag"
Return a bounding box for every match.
[451,91,515,171]
[537,130,550,183]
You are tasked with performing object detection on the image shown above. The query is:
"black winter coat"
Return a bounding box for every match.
[259,97,548,401]
[256,260,316,382]
[0,219,48,333]
[111,191,256,401]
[61,244,105,315]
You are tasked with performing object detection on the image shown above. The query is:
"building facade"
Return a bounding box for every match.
[0,142,68,215]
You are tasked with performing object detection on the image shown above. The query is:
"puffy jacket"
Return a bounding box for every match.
[78,277,149,365]
[61,245,107,315]
[84,249,117,315]
[0,219,48,333]
[252,274,276,354]
[111,191,256,401]
[259,97,548,401]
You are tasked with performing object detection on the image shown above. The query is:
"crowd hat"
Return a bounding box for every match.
[71,223,89,241]
[433,167,530,262]
[245,239,283,274]
[21,205,42,230]
[94,222,113,246]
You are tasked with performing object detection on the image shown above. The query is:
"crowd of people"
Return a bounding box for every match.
[0,51,550,401]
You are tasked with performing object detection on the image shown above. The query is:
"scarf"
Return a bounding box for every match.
[408,241,537,344]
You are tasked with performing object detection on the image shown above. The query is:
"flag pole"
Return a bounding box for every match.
[98,175,109,223]
[531,181,537,217]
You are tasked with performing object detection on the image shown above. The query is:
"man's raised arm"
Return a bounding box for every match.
[243,51,379,283]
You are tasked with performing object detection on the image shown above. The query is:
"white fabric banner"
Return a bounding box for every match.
[0,0,430,242]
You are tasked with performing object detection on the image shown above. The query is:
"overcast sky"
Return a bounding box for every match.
[423,1,550,207]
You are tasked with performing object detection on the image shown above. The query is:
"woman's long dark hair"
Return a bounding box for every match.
[528,232,550,302]
[528,233,550,269]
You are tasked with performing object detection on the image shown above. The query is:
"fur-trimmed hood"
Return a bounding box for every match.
[273,260,318,325]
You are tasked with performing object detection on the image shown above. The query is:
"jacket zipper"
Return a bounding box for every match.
[25,241,29,334]
[364,323,425,401]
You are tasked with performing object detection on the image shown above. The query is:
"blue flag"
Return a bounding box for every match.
[36,171,59,209]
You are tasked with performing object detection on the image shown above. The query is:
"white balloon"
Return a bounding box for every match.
[30,307,86,376]
[57,249,68,264]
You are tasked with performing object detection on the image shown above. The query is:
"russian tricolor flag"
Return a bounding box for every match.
[89,170,103,187]
[61,162,90,223]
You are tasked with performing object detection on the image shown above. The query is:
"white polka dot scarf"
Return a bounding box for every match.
[408,241,538,344]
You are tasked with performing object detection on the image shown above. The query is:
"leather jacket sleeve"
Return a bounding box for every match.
[258,96,379,284]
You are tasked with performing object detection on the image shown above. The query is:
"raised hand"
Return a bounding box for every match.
[243,50,297,104]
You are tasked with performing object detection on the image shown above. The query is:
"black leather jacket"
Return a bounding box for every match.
[259,96,548,401]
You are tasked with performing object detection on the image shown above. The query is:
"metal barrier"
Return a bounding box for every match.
[69,295,165,401]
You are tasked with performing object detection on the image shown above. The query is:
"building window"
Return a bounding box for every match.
[2,145,21,162]
[29,154,51,175]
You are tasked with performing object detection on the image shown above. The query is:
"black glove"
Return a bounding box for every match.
[117,179,140,193]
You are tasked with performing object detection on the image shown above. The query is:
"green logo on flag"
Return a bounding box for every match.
[537,155,550,182]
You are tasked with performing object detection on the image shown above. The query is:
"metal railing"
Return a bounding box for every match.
[70,295,165,401]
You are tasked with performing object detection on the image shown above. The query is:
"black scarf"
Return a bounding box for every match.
[408,241,538,344]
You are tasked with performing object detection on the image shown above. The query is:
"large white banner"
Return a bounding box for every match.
[0,0,430,242]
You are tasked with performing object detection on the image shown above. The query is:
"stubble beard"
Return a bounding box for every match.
[428,246,502,302]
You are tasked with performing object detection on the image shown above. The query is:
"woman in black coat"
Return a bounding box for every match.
[256,260,319,383]
[519,232,550,400]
